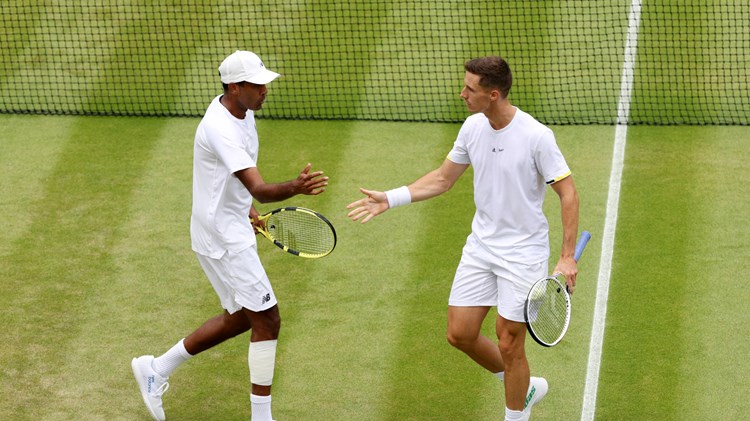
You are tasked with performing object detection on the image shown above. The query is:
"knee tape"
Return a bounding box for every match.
[249,340,277,386]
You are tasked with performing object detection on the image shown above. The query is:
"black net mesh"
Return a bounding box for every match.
[1,1,747,124]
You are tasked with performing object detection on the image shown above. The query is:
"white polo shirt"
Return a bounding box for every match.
[191,95,258,258]
[447,108,571,264]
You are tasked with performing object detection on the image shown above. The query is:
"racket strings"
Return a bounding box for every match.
[527,279,569,344]
[268,211,335,255]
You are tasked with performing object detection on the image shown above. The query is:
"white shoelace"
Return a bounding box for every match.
[151,380,170,397]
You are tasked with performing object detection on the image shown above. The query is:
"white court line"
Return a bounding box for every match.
[580,1,641,420]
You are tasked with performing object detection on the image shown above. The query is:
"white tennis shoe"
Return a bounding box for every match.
[522,376,548,419]
[132,355,169,421]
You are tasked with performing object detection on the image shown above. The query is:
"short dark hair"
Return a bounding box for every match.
[222,81,250,92]
[464,56,512,98]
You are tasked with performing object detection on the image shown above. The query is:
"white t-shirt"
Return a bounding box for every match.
[447,108,571,264]
[191,95,258,258]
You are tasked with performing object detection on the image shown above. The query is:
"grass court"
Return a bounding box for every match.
[1,1,749,420]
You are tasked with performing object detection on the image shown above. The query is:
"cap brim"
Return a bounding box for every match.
[246,69,281,85]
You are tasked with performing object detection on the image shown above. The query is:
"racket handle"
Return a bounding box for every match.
[574,231,592,262]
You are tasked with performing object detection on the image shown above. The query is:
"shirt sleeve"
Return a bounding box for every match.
[536,129,571,184]
[203,124,255,174]
[447,121,472,165]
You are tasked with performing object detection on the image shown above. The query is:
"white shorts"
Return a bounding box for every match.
[195,244,277,314]
[449,234,547,322]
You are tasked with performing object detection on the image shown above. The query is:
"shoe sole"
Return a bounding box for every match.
[131,358,163,421]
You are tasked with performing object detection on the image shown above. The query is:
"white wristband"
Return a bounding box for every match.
[385,186,411,208]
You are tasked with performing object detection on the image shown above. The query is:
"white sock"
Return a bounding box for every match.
[494,371,505,381]
[504,407,526,421]
[250,394,273,421]
[152,338,192,378]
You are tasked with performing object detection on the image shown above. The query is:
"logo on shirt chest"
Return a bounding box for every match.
[491,147,505,153]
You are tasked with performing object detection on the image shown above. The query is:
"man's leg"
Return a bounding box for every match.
[496,315,529,410]
[243,305,281,421]
[183,310,253,355]
[242,305,281,395]
[446,305,505,373]
[131,311,253,421]
[150,310,254,378]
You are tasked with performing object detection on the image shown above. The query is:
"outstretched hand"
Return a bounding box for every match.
[346,188,390,223]
[295,163,328,195]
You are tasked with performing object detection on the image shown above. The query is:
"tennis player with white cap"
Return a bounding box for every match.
[131,50,328,421]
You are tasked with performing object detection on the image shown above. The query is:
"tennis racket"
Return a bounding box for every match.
[524,230,591,347]
[254,207,337,258]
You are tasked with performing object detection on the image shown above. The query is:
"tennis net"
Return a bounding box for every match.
[1,1,747,124]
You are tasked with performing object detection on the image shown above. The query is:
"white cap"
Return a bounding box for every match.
[218,50,280,85]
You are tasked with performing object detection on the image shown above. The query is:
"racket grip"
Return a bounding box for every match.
[574,231,592,262]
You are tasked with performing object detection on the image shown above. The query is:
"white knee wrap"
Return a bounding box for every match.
[249,340,277,386]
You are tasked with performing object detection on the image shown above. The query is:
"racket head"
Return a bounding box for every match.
[524,275,571,347]
[256,207,337,258]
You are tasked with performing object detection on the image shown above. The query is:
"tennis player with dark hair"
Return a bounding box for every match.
[132,50,328,421]
[347,56,579,421]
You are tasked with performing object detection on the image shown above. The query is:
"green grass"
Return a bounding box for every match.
[3,115,750,420]
[597,126,750,420]
[0,114,608,420]
[2,2,750,420]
